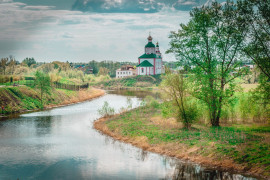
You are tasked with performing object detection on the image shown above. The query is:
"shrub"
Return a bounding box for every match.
[145,95,159,108]
[98,101,115,117]
[160,72,197,129]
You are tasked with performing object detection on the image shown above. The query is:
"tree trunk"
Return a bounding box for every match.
[211,116,220,127]
[209,76,219,127]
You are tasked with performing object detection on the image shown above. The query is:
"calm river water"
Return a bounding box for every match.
[0,90,258,180]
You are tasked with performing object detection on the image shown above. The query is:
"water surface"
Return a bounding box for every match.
[0,91,258,179]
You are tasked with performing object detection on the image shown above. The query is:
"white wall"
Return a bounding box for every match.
[116,70,134,78]
[155,59,162,74]
[137,67,154,75]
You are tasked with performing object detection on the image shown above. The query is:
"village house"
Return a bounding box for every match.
[116,65,136,78]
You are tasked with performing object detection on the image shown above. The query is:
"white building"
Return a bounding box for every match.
[116,65,136,78]
[137,35,163,75]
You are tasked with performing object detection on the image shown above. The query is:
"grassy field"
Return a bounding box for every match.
[96,102,270,178]
[0,86,104,114]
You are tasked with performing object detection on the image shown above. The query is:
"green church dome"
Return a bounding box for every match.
[145,42,155,48]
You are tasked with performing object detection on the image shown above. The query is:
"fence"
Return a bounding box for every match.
[52,82,89,91]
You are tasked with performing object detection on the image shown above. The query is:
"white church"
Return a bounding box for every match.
[137,35,163,75]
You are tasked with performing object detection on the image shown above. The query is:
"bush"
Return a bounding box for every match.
[161,101,174,118]
[145,95,159,108]
[98,101,115,117]
[160,73,198,129]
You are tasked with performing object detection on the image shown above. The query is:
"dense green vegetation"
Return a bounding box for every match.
[105,101,270,177]
[166,0,269,127]
[0,86,77,113]
[93,75,162,89]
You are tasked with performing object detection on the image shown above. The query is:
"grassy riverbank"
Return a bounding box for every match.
[92,75,162,90]
[0,86,104,114]
[94,103,270,179]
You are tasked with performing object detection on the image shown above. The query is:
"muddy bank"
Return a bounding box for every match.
[94,115,267,180]
[45,88,105,110]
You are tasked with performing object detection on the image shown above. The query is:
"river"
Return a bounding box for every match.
[0,90,258,180]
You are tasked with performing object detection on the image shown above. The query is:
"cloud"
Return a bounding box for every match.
[72,0,162,13]
[71,0,216,13]
[62,32,74,39]
[0,0,191,62]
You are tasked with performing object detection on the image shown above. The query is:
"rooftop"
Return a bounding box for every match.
[137,60,153,67]
[145,42,155,48]
[139,53,156,58]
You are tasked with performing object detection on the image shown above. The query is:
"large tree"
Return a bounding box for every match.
[0,58,8,75]
[8,58,16,75]
[22,57,37,67]
[167,1,248,126]
[35,71,51,106]
[238,0,270,79]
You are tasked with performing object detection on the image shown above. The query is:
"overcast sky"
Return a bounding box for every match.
[0,0,221,63]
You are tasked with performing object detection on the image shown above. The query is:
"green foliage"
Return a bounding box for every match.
[124,78,136,87]
[238,0,270,79]
[161,72,197,129]
[25,77,35,80]
[0,57,8,75]
[98,67,110,76]
[34,71,51,105]
[167,1,249,126]
[95,75,162,88]
[144,96,159,109]
[161,101,174,118]
[22,57,36,67]
[98,101,115,117]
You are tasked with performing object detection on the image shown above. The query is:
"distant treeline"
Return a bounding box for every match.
[71,60,137,77]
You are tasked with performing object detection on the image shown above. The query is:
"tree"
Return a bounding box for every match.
[34,71,51,106]
[98,67,110,76]
[161,72,198,129]
[8,58,16,75]
[167,1,248,126]
[22,57,37,67]
[89,60,99,74]
[238,0,270,79]
[0,58,8,75]
[237,0,270,115]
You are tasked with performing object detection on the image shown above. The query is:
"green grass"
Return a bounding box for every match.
[59,78,76,85]
[0,86,81,114]
[0,80,34,86]
[106,103,270,175]
[92,75,162,88]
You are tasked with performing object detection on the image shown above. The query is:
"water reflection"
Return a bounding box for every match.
[0,91,259,180]
[108,89,160,99]
[171,162,257,180]
[35,116,53,136]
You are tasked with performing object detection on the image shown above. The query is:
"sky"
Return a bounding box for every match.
[0,0,221,63]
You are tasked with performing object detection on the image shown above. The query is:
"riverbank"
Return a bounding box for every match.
[92,75,161,90]
[0,86,105,114]
[94,104,270,179]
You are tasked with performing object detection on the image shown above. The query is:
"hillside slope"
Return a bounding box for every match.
[0,86,104,114]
